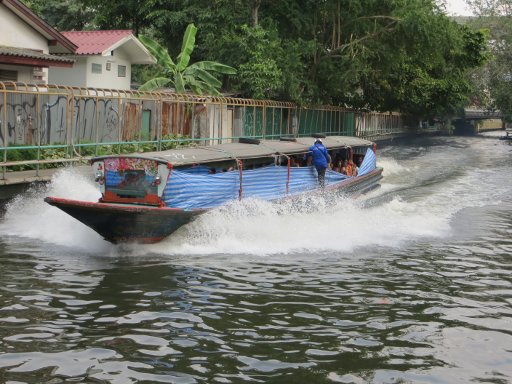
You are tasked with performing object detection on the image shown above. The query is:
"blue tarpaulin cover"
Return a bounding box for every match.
[162,147,377,210]
[103,147,377,210]
[358,147,376,176]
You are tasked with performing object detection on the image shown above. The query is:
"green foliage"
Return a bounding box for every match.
[138,24,236,95]
[23,0,95,30]
[466,0,512,120]
[78,0,155,35]
[25,0,490,119]
[228,25,283,99]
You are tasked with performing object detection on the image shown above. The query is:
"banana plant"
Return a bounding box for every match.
[139,24,236,95]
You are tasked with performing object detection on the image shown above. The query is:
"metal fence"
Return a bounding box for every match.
[1,81,406,177]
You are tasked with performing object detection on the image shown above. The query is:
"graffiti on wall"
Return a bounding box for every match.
[72,97,120,144]
[0,95,38,147]
[1,88,404,151]
[0,94,122,147]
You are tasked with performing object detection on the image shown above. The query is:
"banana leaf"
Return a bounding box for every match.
[139,35,176,73]
[176,24,197,73]
[186,66,222,88]
[174,73,186,94]
[193,61,237,75]
[139,77,172,91]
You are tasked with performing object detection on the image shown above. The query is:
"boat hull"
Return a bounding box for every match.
[325,167,382,195]
[44,197,204,244]
[44,168,383,244]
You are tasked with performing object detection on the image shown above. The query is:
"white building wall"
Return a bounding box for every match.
[0,64,33,82]
[48,57,87,87]
[85,54,131,90]
[0,4,48,52]
[0,4,50,83]
[49,51,132,90]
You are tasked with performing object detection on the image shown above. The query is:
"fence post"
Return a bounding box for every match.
[35,86,40,177]
[2,87,6,180]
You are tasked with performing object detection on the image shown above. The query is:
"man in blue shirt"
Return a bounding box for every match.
[306,139,331,188]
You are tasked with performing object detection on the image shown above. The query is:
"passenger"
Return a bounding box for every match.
[348,158,357,176]
[353,156,362,174]
[332,154,343,173]
[305,139,331,188]
[208,167,217,174]
[345,160,353,176]
[332,159,341,173]
[341,160,348,175]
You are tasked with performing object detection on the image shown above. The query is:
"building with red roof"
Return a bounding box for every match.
[49,30,155,90]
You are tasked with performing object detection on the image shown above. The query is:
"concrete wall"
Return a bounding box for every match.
[0,84,407,149]
[478,119,502,131]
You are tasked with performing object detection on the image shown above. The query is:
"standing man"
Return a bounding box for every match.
[306,138,331,188]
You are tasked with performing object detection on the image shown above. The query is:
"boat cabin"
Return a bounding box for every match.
[90,136,377,209]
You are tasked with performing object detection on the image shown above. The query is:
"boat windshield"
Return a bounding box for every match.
[102,158,161,204]
[107,170,157,198]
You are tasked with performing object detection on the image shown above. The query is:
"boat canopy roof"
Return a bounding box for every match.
[92,136,374,166]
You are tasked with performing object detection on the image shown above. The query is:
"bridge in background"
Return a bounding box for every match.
[460,108,503,120]
[453,108,504,135]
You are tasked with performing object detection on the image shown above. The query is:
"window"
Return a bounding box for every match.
[91,63,102,74]
[118,65,126,78]
[0,69,17,81]
[106,62,111,71]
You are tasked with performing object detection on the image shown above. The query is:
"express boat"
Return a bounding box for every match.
[44,135,383,244]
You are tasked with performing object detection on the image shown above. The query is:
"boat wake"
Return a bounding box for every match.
[0,169,108,252]
[0,153,507,257]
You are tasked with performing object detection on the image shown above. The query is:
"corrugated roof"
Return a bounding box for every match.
[61,30,133,55]
[92,136,374,166]
[0,45,75,64]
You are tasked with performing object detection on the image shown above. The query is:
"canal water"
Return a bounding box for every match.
[0,135,511,383]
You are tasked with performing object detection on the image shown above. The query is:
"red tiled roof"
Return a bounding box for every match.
[61,30,133,55]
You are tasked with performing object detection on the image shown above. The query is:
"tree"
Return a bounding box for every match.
[356,3,488,118]
[25,0,488,119]
[23,0,95,31]
[78,0,155,36]
[467,0,512,120]
[269,0,487,117]
[219,25,283,99]
[138,24,236,95]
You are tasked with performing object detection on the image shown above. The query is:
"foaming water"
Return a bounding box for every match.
[144,194,450,256]
[1,138,509,257]
[0,169,109,252]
